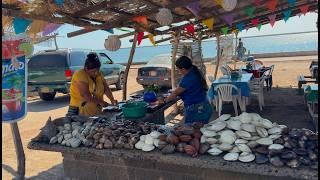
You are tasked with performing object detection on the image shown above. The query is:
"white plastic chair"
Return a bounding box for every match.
[208,75,215,82]
[220,65,231,76]
[214,84,240,117]
[249,75,266,111]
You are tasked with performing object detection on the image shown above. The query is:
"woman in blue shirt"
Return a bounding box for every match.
[164,56,212,124]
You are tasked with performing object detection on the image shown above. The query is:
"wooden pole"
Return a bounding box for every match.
[122,32,138,101]
[213,33,221,80]
[10,123,25,180]
[171,31,180,114]
[234,31,238,70]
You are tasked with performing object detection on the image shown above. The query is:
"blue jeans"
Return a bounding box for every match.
[184,99,213,124]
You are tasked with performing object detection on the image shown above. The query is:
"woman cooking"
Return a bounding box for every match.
[164,56,212,124]
[66,53,118,117]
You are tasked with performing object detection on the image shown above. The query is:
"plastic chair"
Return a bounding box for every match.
[208,75,215,82]
[214,84,240,116]
[249,75,266,111]
[220,65,231,76]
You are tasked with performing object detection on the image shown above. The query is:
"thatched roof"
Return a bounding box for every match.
[2,0,318,42]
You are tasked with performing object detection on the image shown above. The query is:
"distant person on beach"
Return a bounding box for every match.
[66,53,117,117]
[164,56,212,124]
[236,38,246,60]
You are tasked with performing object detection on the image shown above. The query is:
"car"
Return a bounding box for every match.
[136,54,182,89]
[28,49,125,101]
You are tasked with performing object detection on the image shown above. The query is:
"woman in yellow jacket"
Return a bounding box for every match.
[66,53,117,117]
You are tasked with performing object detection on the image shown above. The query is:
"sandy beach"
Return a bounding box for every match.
[2,55,318,179]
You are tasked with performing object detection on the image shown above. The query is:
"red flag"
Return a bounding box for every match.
[251,18,259,27]
[268,14,277,27]
[299,5,309,15]
[267,0,278,12]
[137,32,144,46]
[185,24,195,36]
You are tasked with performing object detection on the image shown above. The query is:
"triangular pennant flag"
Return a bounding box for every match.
[257,23,262,31]
[251,18,259,27]
[215,0,222,6]
[202,17,214,30]
[287,0,296,7]
[232,29,238,34]
[13,17,32,34]
[255,0,261,6]
[27,20,48,36]
[268,14,276,27]
[297,13,302,17]
[267,0,278,12]
[148,33,156,46]
[221,27,229,35]
[185,24,195,36]
[55,0,64,6]
[137,32,144,46]
[236,22,245,32]
[222,14,234,26]
[283,9,291,22]
[186,1,201,17]
[245,6,255,18]
[42,23,61,36]
[104,29,114,34]
[299,5,309,15]
[132,16,148,26]
[2,16,13,28]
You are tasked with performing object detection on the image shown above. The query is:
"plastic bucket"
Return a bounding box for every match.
[122,102,148,118]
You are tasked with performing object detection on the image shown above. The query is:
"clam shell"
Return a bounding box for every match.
[218,143,233,151]
[227,120,242,131]
[235,139,248,144]
[239,112,252,123]
[256,127,268,138]
[153,139,160,147]
[241,123,256,133]
[70,138,81,148]
[256,138,273,145]
[207,121,226,132]
[218,114,231,121]
[250,136,260,141]
[58,135,64,143]
[219,130,236,144]
[134,141,145,150]
[249,113,262,121]
[229,146,241,153]
[202,130,217,138]
[139,135,146,141]
[219,130,235,136]
[145,134,154,145]
[268,127,282,135]
[235,130,251,139]
[237,144,251,152]
[268,144,284,150]
[206,138,218,145]
[150,131,161,139]
[259,119,273,129]
[239,152,255,162]
[200,136,207,143]
[200,127,207,134]
[142,144,155,152]
[64,133,72,140]
[269,134,281,140]
[210,144,219,148]
[223,152,239,161]
[49,136,58,144]
[208,147,223,156]
[247,140,259,149]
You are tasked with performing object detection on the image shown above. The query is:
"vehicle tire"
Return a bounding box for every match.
[115,73,124,90]
[39,92,56,101]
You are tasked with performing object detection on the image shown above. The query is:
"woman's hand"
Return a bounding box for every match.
[110,99,118,106]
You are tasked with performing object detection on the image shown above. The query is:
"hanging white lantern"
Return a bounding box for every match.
[156,8,173,26]
[221,0,237,12]
[104,35,121,51]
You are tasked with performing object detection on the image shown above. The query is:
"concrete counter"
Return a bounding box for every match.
[28,142,318,180]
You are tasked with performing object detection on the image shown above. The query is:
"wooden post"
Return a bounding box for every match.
[10,123,25,180]
[122,32,138,101]
[234,31,238,70]
[213,33,221,80]
[171,31,180,114]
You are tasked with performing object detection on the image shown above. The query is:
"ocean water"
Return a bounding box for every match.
[101,32,318,63]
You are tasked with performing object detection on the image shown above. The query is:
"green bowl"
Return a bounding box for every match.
[122,102,148,119]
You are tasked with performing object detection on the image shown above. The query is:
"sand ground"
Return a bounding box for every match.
[2,55,318,179]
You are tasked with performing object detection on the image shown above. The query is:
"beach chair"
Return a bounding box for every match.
[214,84,241,116]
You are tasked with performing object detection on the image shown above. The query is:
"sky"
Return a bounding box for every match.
[34,12,318,52]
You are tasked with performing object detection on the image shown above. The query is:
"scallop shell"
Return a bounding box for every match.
[200,136,207,143]
[235,139,248,144]
[206,138,218,145]
[150,131,161,139]
[239,112,252,123]
[208,147,223,156]
[202,130,217,138]
[142,144,155,152]
[227,120,241,131]
[207,121,226,132]
[219,134,236,144]
[64,133,72,140]
[134,141,145,150]
[49,136,58,144]
[218,114,231,121]
[235,130,251,139]
[218,143,233,151]
[250,136,260,141]
[256,127,268,138]
[145,134,154,145]
[223,152,239,161]
[241,123,256,133]
[256,138,273,145]
[238,152,255,162]
[249,113,262,121]
[229,146,241,153]
[269,134,282,140]
[153,139,160,147]
[210,144,219,148]
[268,127,282,135]
[268,144,284,150]
[259,119,273,129]
[219,130,235,136]
[200,127,207,134]
[139,135,146,141]
[70,138,81,148]
[236,144,251,152]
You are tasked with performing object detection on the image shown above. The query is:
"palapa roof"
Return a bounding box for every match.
[2,0,318,43]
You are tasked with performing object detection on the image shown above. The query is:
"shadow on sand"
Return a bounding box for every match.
[26,164,66,180]
[27,95,70,113]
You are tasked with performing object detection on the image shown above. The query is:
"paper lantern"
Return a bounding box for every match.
[104,35,121,51]
[221,0,237,12]
[155,8,173,26]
